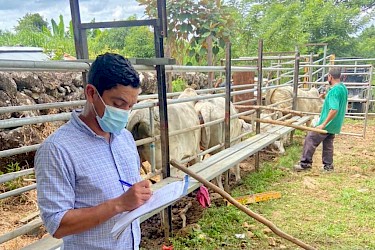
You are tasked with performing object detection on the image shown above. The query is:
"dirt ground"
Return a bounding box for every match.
[139,156,266,250]
[0,122,372,249]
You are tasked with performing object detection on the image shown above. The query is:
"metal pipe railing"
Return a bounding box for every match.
[0,169,34,184]
[0,113,71,129]
[303,64,373,68]
[0,100,85,114]
[363,66,373,138]
[0,145,40,158]
[334,58,375,62]
[0,184,37,200]
[0,59,305,73]
[1,58,372,183]
[0,81,289,159]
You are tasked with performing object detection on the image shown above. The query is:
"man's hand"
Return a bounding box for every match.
[316,110,337,132]
[116,180,153,212]
[316,124,325,130]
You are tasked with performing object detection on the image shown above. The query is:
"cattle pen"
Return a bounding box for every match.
[1,1,375,248]
[1,47,374,249]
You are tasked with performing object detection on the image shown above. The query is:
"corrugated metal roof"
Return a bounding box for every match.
[0,46,49,61]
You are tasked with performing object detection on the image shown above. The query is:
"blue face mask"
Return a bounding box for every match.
[93,93,130,134]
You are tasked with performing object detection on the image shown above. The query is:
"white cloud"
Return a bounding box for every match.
[0,0,145,32]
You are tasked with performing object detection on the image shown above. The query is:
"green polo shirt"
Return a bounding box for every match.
[317,82,348,134]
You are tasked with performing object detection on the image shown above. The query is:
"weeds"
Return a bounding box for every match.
[172,78,187,93]
[0,162,36,206]
[0,162,24,191]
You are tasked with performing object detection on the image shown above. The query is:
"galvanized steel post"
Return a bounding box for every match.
[321,44,328,81]
[290,50,300,144]
[292,51,300,111]
[224,42,232,191]
[255,39,263,171]
[363,66,373,138]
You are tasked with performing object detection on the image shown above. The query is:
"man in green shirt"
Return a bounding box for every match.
[295,67,348,172]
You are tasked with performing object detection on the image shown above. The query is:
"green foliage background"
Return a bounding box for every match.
[0,1,374,61]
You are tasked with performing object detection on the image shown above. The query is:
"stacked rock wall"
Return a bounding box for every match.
[0,71,208,170]
[0,72,84,120]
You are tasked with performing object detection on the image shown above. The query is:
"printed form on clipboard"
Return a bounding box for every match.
[111,175,189,239]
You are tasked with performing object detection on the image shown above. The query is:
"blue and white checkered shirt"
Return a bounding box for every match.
[35,110,142,250]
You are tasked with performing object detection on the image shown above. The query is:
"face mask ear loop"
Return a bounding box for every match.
[92,88,106,118]
[97,91,106,105]
[92,102,100,117]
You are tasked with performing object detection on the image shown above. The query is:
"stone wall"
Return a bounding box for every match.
[0,71,209,120]
[0,71,84,170]
[0,71,208,170]
[0,72,84,120]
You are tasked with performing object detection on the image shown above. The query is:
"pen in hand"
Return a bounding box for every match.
[119,179,133,187]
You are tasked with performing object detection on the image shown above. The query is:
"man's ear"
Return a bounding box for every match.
[85,84,96,103]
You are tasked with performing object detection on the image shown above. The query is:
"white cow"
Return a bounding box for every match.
[127,100,201,176]
[178,88,247,189]
[265,86,323,113]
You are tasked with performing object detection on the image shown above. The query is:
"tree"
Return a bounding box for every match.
[239,1,307,54]
[89,16,136,57]
[236,0,374,57]
[15,13,48,32]
[122,26,154,58]
[300,0,359,56]
[92,28,129,51]
[138,0,236,66]
[355,25,375,58]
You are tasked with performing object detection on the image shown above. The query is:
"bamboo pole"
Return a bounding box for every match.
[238,115,324,133]
[235,104,309,116]
[170,160,317,250]
[254,118,327,134]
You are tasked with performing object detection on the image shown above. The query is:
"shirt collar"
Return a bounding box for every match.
[70,109,104,138]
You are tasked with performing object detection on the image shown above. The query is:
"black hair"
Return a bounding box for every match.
[88,53,140,96]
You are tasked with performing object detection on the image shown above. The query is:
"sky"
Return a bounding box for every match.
[0,0,146,32]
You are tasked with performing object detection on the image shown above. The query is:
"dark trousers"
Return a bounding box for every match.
[300,132,335,167]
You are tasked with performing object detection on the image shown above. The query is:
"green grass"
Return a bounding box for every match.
[171,205,255,249]
[170,126,375,249]
[344,117,375,126]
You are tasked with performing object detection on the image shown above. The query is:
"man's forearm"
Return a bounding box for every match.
[52,180,152,238]
[53,198,121,238]
[321,109,337,128]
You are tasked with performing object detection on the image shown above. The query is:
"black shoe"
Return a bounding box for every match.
[294,164,312,172]
[323,165,334,172]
